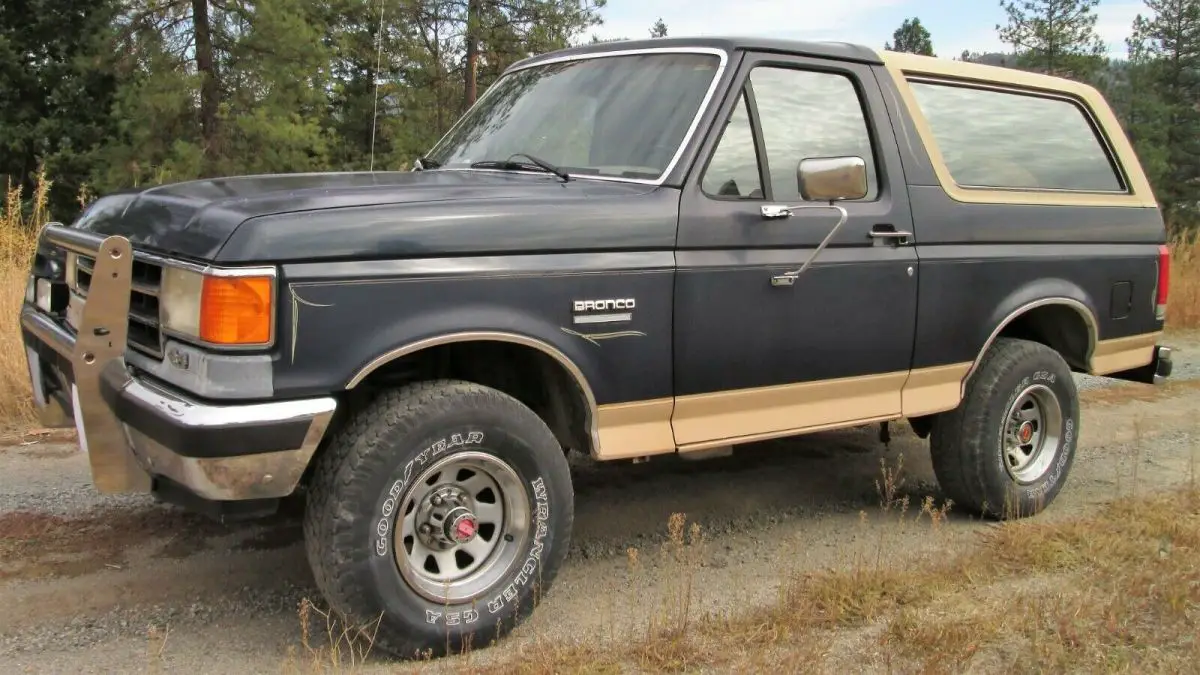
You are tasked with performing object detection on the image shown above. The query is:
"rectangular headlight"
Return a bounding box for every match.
[162,267,275,346]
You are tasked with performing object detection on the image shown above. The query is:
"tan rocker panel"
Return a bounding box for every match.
[669,370,908,450]
[589,333,1158,460]
[1090,332,1161,375]
[591,363,972,459]
[595,397,676,460]
[877,50,1157,209]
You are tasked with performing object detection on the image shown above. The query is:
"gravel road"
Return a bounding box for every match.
[2,333,1198,673]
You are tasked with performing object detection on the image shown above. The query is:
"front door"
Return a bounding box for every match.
[671,52,919,449]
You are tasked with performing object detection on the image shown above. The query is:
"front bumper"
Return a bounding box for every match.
[20,225,336,502]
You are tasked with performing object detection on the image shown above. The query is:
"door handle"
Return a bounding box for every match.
[868,228,913,246]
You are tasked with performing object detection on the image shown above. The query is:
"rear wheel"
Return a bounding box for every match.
[303,379,573,659]
[930,338,1079,519]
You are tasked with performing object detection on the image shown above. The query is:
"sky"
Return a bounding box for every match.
[589,0,1148,60]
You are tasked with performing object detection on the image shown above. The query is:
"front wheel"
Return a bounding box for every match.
[930,337,1080,519]
[303,380,574,659]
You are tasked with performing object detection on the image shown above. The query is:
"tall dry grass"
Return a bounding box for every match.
[1167,232,1200,331]
[0,171,48,428]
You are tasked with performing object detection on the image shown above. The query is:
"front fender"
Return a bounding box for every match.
[272,254,676,406]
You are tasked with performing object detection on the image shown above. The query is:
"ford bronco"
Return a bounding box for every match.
[20,36,1174,658]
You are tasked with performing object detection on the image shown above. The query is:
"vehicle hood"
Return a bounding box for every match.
[69,170,678,263]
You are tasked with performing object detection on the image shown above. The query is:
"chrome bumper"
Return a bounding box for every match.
[20,226,336,501]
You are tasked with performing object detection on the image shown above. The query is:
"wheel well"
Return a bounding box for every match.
[993,303,1093,372]
[340,340,593,457]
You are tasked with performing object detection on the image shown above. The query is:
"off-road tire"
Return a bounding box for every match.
[303,379,574,659]
[930,337,1079,520]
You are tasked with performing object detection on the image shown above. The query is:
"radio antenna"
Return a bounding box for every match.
[368,0,386,172]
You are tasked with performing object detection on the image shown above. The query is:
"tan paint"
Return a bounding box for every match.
[589,327,1160,460]
[1090,332,1161,375]
[901,362,972,417]
[676,414,900,453]
[594,398,676,460]
[877,50,1158,209]
[670,370,908,447]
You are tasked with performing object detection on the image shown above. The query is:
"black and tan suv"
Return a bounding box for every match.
[20,36,1173,658]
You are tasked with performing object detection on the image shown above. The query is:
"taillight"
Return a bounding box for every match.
[1156,244,1170,321]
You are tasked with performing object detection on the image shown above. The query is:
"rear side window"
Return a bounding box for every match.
[907,80,1124,193]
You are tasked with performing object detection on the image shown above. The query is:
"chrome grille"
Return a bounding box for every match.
[70,253,165,359]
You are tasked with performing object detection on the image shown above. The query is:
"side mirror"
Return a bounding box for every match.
[797,156,868,202]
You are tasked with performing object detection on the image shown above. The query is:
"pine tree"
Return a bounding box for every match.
[885,17,934,55]
[1138,0,1200,229]
[996,0,1107,78]
[0,0,123,218]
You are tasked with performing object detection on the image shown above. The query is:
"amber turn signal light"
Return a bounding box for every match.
[198,275,273,345]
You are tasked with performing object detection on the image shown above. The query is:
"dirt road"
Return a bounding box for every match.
[2,335,1198,673]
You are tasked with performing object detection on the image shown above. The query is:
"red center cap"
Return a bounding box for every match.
[453,516,477,542]
[1018,422,1034,444]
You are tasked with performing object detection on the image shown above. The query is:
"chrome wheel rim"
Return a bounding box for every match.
[1001,384,1064,484]
[394,451,530,603]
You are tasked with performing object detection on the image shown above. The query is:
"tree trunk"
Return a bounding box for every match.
[193,0,220,163]
[463,0,481,111]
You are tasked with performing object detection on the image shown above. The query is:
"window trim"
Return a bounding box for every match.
[880,49,1156,208]
[904,75,1131,195]
[422,47,731,188]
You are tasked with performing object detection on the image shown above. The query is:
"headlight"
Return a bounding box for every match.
[161,267,275,346]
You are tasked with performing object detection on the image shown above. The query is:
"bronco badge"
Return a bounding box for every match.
[571,298,635,324]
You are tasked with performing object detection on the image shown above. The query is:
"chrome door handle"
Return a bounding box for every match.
[760,204,796,218]
[868,230,913,245]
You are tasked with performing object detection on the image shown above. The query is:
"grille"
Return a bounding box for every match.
[71,254,165,359]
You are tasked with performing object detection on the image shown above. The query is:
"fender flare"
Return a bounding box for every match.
[344,330,602,456]
[961,296,1099,398]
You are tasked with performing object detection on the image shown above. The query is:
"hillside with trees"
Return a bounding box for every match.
[2,0,1197,231]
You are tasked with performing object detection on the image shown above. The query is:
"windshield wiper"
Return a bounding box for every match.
[413,156,441,170]
[470,153,571,182]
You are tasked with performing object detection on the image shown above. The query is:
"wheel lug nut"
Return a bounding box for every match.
[432,495,443,506]
[419,524,433,535]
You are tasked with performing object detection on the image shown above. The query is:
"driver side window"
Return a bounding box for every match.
[700,64,880,202]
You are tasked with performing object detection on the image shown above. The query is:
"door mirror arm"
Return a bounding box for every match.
[762,155,867,288]
[766,202,848,287]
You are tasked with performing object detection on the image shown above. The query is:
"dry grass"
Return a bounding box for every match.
[881,487,1200,673]
[1168,233,1200,331]
[0,171,47,429]
[443,469,1200,674]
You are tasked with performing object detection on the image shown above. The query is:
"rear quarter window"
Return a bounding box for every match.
[907,79,1125,193]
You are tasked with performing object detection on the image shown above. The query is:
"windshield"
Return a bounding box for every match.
[425,51,724,181]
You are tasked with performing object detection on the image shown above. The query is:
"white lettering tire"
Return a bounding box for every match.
[930,337,1079,519]
[303,379,573,659]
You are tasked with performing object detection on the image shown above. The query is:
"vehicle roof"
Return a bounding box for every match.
[506,36,884,71]
[505,36,1096,94]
